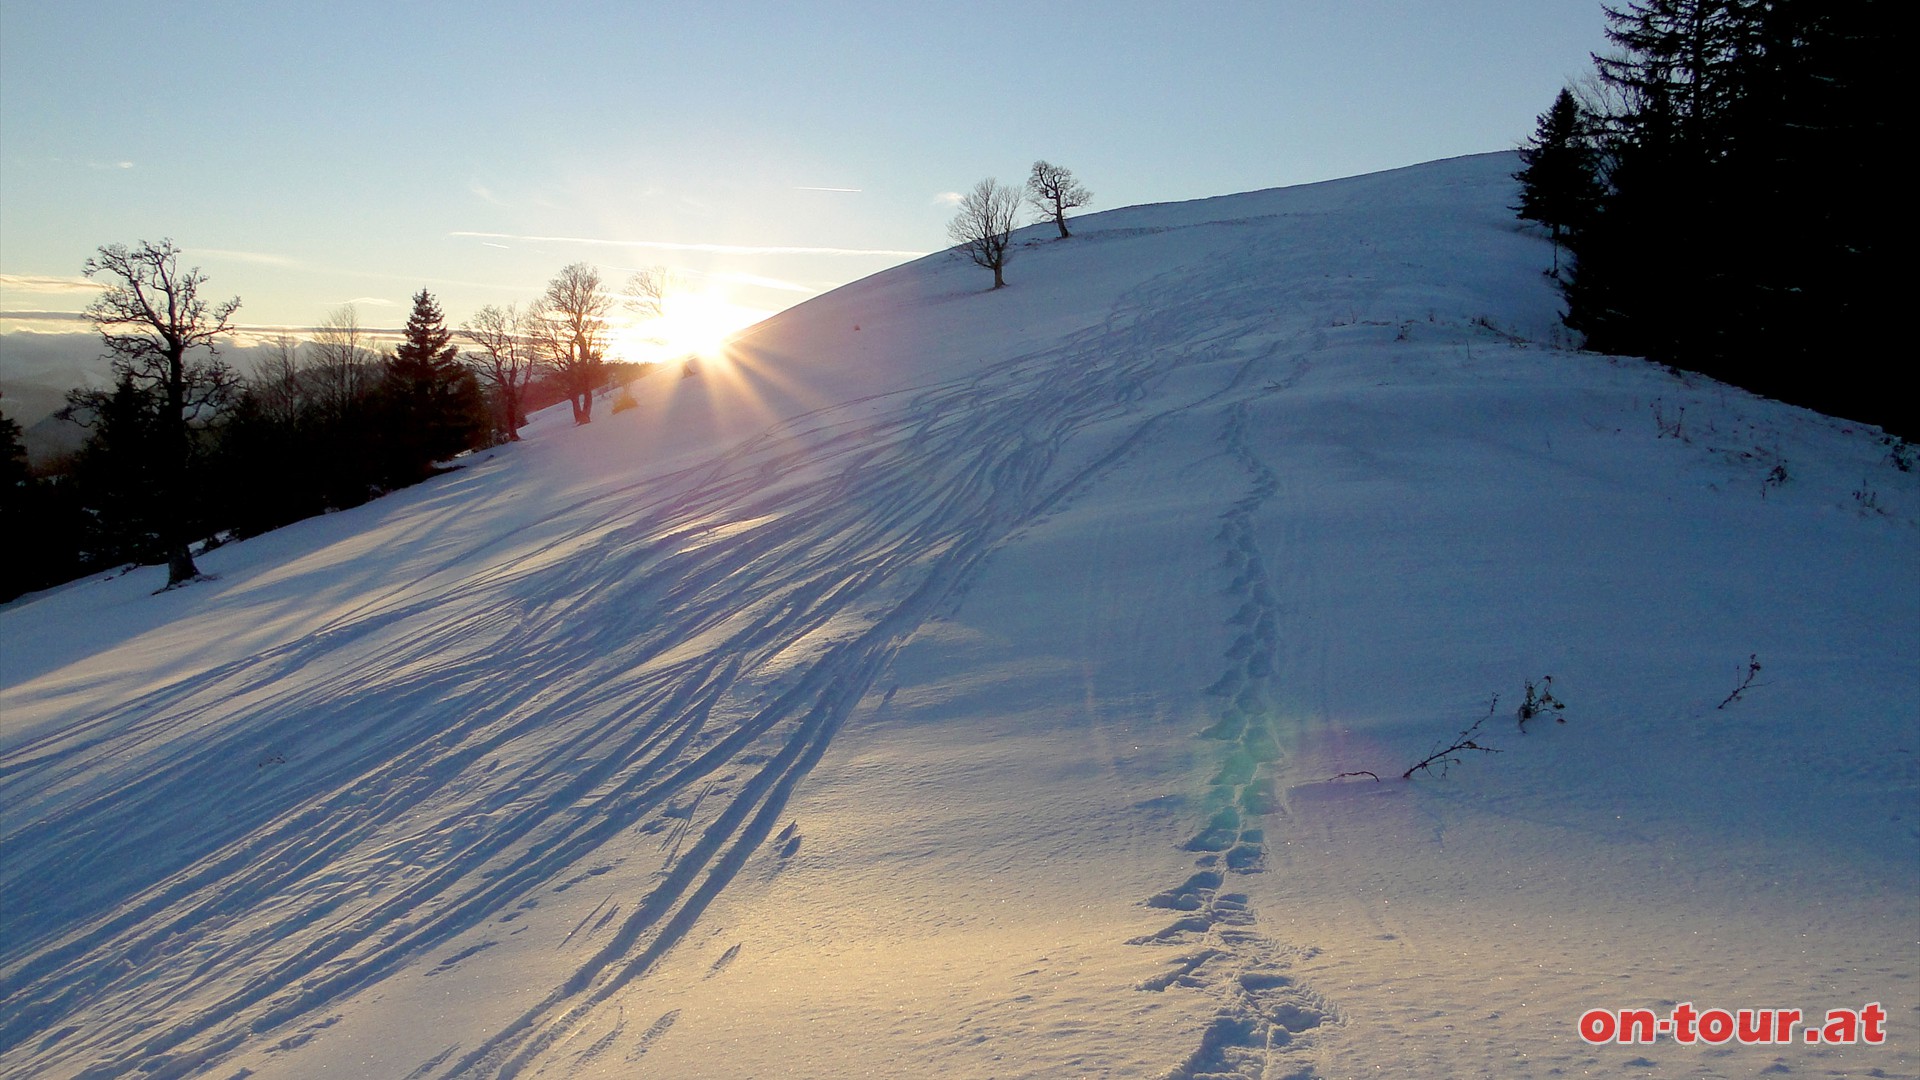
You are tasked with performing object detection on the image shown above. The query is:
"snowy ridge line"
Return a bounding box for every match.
[0,258,1253,1078]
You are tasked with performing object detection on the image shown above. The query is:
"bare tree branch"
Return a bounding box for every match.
[948,178,1022,289]
[529,263,611,424]
[79,239,241,586]
[460,303,537,440]
[306,305,375,427]
[1025,160,1092,239]
[622,266,678,322]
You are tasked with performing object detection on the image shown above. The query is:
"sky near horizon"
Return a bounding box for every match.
[0,0,1608,357]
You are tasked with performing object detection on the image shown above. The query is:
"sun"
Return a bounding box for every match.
[611,287,768,366]
[657,291,754,358]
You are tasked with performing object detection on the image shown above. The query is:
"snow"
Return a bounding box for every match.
[2,152,1915,1080]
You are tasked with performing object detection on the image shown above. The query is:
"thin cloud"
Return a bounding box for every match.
[224,323,406,346]
[0,310,92,322]
[469,180,508,207]
[50,156,133,171]
[227,322,337,335]
[703,270,820,295]
[338,297,398,307]
[0,274,105,295]
[450,231,925,258]
[795,186,862,193]
[932,191,963,206]
[199,248,303,268]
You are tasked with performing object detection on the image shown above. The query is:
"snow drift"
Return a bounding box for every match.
[2,153,1914,1080]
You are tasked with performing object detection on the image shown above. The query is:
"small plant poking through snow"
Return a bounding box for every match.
[1516,675,1565,731]
[1717,654,1763,710]
[1884,436,1914,473]
[1402,698,1503,780]
[1397,678,1573,779]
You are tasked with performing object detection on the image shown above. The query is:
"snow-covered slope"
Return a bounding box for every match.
[2,153,1914,1080]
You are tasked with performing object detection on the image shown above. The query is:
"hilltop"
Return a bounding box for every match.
[2,153,1914,1080]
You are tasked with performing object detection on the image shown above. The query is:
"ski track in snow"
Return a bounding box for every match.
[0,247,1337,1078]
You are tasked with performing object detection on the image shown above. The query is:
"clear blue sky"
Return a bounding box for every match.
[0,0,1608,347]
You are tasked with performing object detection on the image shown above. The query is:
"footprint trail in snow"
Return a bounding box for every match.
[1128,399,1337,1080]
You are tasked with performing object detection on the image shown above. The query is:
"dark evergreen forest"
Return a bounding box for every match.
[1515,0,1900,436]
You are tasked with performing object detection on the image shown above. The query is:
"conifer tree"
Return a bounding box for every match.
[1513,88,1603,275]
[379,289,487,485]
[0,410,27,496]
[1555,0,1903,435]
[393,288,460,379]
[1,404,86,600]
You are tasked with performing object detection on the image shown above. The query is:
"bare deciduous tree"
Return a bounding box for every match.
[529,263,612,424]
[622,265,677,321]
[80,239,240,586]
[306,305,377,427]
[614,265,680,355]
[248,334,307,429]
[947,178,1022,289]
[1025,161,1092,239]
[460,303,536,440]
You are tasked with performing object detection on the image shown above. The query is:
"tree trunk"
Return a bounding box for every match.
[163,347,199,587]
[992,263,1006,289]
[1055,216,1070,239]
[166,545,200,588]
